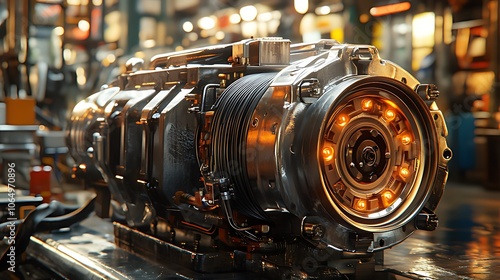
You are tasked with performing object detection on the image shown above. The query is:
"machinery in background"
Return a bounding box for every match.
[67,38,452,278]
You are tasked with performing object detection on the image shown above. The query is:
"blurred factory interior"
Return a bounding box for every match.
[0,0,499,279]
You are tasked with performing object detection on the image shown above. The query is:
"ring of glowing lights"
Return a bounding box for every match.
[320,87,426,226]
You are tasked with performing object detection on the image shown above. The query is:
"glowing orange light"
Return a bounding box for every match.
[355,199,367,210]
[337,114,349,127]
[401,134,412,145]
[400,167,410,178]
[384,109,396,121]
[381,190,394,207]
[322,146,334,161]
[382,191,393,200]
[362,99,373,111]
[370,2,411,17]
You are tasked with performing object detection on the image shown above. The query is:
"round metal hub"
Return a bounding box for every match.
[338,118,393,196]
[320,90,424,222]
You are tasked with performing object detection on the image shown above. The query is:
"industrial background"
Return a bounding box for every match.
[0,0,499,279]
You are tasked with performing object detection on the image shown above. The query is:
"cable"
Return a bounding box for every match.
[0,195,96,236]
[0,195,96,271]
[0,202,58,271]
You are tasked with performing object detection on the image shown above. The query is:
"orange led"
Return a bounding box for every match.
[381,190,394,207]
[382,191,393,200]
[370,2,411,17]
[362,99,373,111]
[401,134,412,145]
[322,146,334,161]
[355,198,367,210]
[400,167,410,178]
[384,109,396,121]
[337,114,349,127]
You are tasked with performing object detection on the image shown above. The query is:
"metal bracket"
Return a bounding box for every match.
[299,79,321,103]
[415,84,440,101]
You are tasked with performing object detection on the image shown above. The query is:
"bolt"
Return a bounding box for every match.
[303,223,326,241]
[261,225,270,233]
[415,213,438,231]
[385,152,391,159]
[252,118,259,127]
[415,84,440,101]
[86,147,94,158]
[152,112,161,120]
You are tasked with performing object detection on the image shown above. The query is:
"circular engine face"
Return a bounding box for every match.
[314,77,441,233]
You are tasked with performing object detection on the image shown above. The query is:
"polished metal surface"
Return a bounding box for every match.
[66,38,451,277]
[16,182,500,279]
[0,125,38,145]
[232,37,291,65]
[25,216,260,280]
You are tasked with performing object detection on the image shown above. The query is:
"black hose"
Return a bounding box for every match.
[0,202,59,271]
[0,196,96,236]
[0,195,96,271]
[36,196,96,232]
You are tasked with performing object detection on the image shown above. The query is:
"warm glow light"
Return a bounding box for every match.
[183,21,194,32]
[370,2,411,17]
[401,134,412,145]
[257,12,273,22]
[355,199,367,210]
[78,20,90,32]
[229,13,241,24]
[241,21,257,38]
[198,16,216,30]
[294,0,309,14]
[92,0,102,6]
[63,48,73,63]
[187,32,198,41]
[54,26,64,36]
[381,190,394,207]
[215,31,225,40]
[412,12,435,48]
[315,3,344,15]
[215,31,226,41]
[107,54,116,63]
[143,39,156,48]
[322,146,334,161]
[76,66,86,86]
[400,167,410,178]
[383,191,393,200]
[240,5,258,21]
[384,109,396,121]
[134,51,145,59]
[359,14,370,23]
[315,5,330,15]
[362,99,373,111]
[337,114,349,127]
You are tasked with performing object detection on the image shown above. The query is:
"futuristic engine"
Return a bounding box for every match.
[67,38,452,278]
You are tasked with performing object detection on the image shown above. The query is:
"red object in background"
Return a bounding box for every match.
[30,166,52,202]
